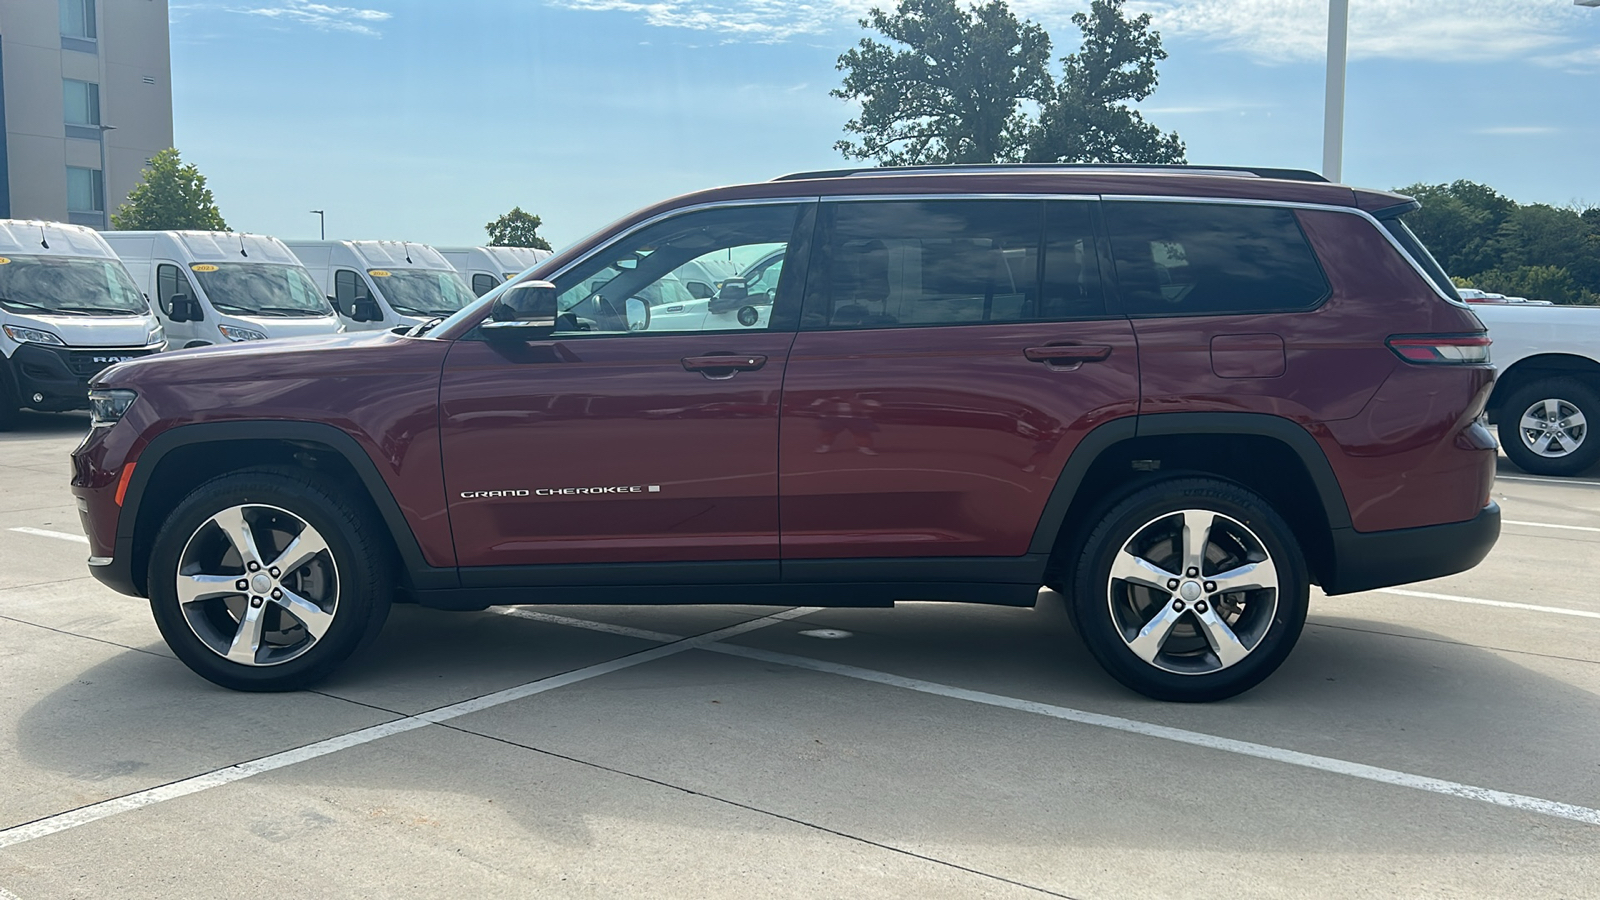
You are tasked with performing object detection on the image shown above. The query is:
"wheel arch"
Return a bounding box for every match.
[1032,413,1349,589]
[1488,353,1600,421]
[119,421,454,596]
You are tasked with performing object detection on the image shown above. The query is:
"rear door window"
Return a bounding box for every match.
[1104,202,1330,316]
[804,198,1105,330]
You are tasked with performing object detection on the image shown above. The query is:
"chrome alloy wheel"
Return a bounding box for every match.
[1106,509,1279,676]
[176,504,339,667]
[1518,398,1586,459]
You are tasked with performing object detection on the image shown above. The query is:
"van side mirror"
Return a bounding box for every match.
[483,280,558,340]
[686,281,713,300]
[169,294,200,322]
[353,297,381,322]
[708,278,747,314]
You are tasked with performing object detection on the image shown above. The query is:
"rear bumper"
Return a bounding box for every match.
[1322,502,1500,596]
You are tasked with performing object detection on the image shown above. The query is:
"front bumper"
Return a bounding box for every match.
[1322,501,1501,595]
[6,344,159,411]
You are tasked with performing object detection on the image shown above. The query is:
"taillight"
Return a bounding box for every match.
[1386,334,1491,365]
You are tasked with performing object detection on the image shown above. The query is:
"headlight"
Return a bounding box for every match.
[3,324,66,346]
[146,323,166,348]
[218,324,268,342]
[88,388,138,428]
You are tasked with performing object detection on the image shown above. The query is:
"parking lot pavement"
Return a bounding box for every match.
[2,415,1598,898]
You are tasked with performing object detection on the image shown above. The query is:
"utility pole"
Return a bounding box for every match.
[1323,0,1350,183]
[310,209,325,240]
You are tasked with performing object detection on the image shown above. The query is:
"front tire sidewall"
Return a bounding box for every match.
[148,472,391,691]
[1070,478,1309,703]
[1499,378,1600,477]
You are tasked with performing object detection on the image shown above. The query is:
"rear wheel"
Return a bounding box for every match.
[147,470,392,691]
[1499,378,1600,476]
[1068,478,1309,702]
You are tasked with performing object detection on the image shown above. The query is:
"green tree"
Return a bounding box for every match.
[111,148,228,231]
[1396,181,1512,277]
[833,0,1054,165]
[1028,0,1184,163]
[484,206,552,250]
[1471,265,1591,305]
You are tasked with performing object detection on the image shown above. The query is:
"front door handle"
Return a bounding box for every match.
[681,354,768,379]
[1024,344,1113,368]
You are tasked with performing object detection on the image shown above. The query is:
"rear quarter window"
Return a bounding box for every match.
[1105,202,1330,316]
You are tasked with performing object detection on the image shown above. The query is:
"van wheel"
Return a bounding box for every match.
[1069,478,1309,702]
[1499,378,1600,477]
[147,470,392,691]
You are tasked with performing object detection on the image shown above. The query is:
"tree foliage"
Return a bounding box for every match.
[833,0,1053,165]
[834,0,1182,166]
[1399,180,1600,304]
[111,148,228,232]
[1028,0,1184,163]
[484,207,552,250]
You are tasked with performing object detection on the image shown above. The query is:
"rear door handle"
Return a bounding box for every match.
[681,354,768,379]
[1024,344,1113,367]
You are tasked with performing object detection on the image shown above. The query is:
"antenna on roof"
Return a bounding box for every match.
[39,226,49,250]
[402,241,413,264]
[239,233,248,258]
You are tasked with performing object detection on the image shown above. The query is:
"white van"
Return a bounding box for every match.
[286,240,476,331]
[0,220,165,427]
[437,246,551,297]
[102,231,342,348]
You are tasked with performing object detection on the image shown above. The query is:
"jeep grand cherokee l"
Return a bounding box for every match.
[71,165,1500,702]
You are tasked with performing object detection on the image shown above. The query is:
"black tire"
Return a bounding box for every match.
[147,469,393,691]
[1068,477,1309,702]
[1498,377,1600,477]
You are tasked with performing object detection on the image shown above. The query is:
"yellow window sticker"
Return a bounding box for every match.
[191,264,220,272]
[368,269,392,277]
[0,257,10,265]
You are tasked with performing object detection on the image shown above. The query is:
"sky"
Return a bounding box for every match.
[167,0,1600,249]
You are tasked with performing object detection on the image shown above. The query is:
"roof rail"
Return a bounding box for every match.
[772,163,1329,183]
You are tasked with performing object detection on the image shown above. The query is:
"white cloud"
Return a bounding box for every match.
[1129,0,1598,67]
[234,0,392,36]
[1473,125,1561,135]
[546,0,1081,43]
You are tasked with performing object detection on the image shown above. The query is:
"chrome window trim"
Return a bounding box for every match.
[819,192,1100,203]
[1099,194,1470,308]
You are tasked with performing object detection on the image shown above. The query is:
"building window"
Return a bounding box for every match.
[61,0,97,39]
[66,167,104,212]
[63,79,101,126]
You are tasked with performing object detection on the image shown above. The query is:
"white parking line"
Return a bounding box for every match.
[0,608,814,850]
[1376,587,1600,620]
[7,527,87,545]
[0,885,20,900]
[1503,519,1600,534]
[1497,474,1600,488]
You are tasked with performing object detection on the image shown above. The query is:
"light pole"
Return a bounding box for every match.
[1323,0,1349,183]
[97,124,117,228]
[310,209,325,240]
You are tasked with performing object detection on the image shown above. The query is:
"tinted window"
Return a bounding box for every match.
[472,273,499,296]
[1381,215,1461,300]
[157,264,196,318]
[807,199,1103,330]
[1105,202,1329,316]
[550,203,802,336]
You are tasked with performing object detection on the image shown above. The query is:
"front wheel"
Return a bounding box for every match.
[147,470,393,691]
[1498,378,1600,476]
[1068,478,1309,702]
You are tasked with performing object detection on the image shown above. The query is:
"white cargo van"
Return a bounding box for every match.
[102,231,342,348]
[437,246,551,296]
[0,220,165,427]
[285,240,475,331]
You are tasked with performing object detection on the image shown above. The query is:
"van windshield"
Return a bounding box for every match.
[0,255,148,316]
[189,263,334,317]
[369,268,475,316]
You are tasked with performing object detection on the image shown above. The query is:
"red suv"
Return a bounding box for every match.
[71,165,1500,701]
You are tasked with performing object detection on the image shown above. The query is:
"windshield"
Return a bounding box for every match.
[0,254,148,316]
[189,263,333,317]
[369,268,475,316]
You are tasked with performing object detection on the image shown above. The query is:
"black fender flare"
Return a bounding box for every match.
[115,420,457,594]
[1027,412,1352,557]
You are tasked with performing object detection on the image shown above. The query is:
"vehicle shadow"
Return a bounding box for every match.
[0,410,89,441]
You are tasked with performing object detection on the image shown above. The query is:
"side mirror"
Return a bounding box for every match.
[353,297,381,322]
[686,281,713,300]
[708,278,747,314]
[169,294,199,322]
[483,280,559,340]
